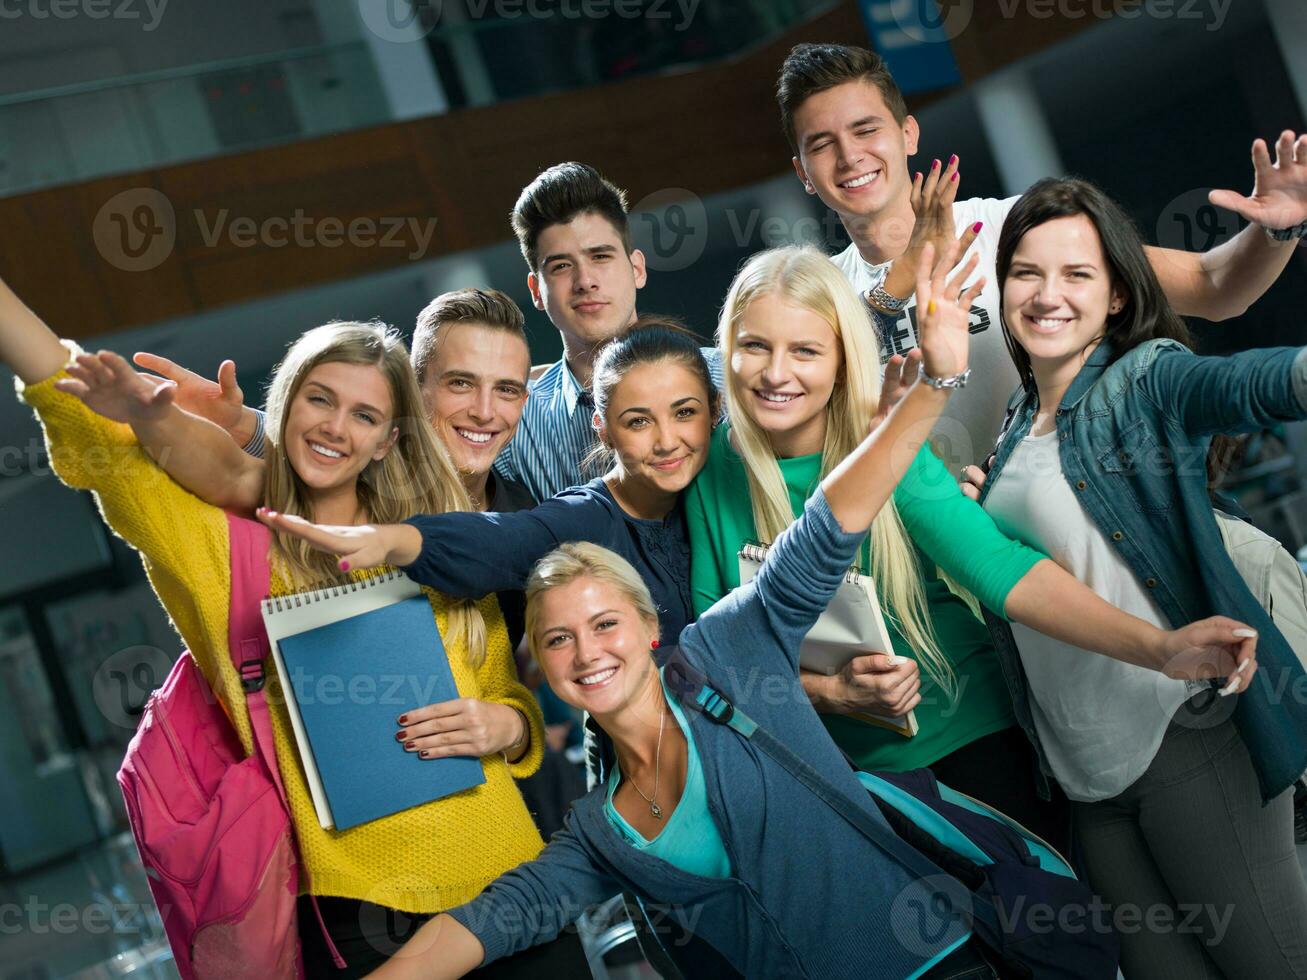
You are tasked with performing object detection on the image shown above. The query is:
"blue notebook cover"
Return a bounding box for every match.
[276,595,485,830]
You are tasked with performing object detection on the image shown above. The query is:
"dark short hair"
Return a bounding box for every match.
[510,162,631,272]
[777,43,909,154]
[995,177,1193,390]
[411,287,527,384]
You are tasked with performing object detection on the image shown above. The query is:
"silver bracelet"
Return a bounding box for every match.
[501,708,530,764]
[918,363,971,390]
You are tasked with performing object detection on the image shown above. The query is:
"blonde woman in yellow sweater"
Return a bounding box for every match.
[2,277,590,978]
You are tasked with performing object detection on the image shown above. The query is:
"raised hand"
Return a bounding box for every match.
[1154,617,1258,695]
[133,352,248,435]
[1209,131,1307,233]
[256,508,421,570]
[914,238,984,382]
[56,350,177,424]
[882,155,981,302]
[871,349,923,429]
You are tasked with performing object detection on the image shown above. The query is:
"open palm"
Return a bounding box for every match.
[55,351,176,424]
[1209,131,1307,231]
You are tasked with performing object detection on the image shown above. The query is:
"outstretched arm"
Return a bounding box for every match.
[62,351,263,512]
[1146,131,1306,321]
[0,276,73,383]
[134,352,262,451]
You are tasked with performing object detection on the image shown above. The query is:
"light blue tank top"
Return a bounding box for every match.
[605,672,732,879]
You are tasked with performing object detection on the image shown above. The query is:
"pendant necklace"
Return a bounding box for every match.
[628,696,667,819]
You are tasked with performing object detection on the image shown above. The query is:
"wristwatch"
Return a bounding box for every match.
[866,278,910,314]
[863,264,910,314]
[1263,219,1307,242]
[918,363,971,390]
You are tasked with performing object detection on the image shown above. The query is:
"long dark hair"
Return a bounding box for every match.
[997,178,1241,489]
[995,177,1193,391]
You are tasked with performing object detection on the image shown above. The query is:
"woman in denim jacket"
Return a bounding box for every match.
[964,177,1307,979]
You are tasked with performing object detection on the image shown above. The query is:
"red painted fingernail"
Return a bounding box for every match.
[951,172,958,182]
[973,221,983,233]
[405,740,416,750]
[948,154,957,165]
[395,730,406,741]
[397,714,408,725]
[340,560,350,571]
[419,751,430,759]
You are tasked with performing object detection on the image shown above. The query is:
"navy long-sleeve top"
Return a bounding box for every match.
[401,478,693,647]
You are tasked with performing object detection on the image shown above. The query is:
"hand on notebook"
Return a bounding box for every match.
[396,698,529,760]
[807,653,921,718]
[256,509,423,570]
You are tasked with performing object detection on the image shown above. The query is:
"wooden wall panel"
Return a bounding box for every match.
[0,3,1095,338]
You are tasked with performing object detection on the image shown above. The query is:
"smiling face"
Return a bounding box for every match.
[1002,214,1126,376]
[282,360,398,496]
[419,322,530,477]
[791,80,919,225]
[597,359,714,496]
[532,576,660,718]
[528,212,646,354]
[731,292,842,458]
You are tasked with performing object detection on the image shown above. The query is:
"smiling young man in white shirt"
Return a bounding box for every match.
[777,43,1307,464]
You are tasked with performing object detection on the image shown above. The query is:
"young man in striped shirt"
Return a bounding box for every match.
[494,161,721,502]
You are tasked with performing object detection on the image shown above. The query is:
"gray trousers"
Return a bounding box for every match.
[1073,701,1307,979]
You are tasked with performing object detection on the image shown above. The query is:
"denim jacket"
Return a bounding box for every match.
[979,337,1307,802]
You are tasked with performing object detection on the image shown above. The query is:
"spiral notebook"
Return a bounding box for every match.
[739,543,918,739]
[261,572,485,830]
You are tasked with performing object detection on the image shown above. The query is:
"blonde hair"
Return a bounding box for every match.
[262,321,487,662]
[717,246,956,701]
[524,542,660,660]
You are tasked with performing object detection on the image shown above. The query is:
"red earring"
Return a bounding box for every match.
[650,640,660,650]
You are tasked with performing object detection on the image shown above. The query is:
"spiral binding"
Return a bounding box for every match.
[262,568,406,616]
[738,539,865,585]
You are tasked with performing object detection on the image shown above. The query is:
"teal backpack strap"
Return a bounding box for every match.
[662,647,1000,939]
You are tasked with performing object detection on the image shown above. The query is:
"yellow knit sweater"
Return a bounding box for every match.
[22,364,546,913]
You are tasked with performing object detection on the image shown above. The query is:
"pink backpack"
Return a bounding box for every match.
[117,513,344,978]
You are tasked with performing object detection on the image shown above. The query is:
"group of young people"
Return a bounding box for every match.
[7,41,1307,980]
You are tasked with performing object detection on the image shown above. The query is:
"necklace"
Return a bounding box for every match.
[627,697,667,819]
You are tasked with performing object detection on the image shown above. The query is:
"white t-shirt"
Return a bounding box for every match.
[983,428,1199,802]
[832,196,1021,469]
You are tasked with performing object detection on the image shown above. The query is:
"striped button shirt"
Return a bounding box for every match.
[494,348,724,502]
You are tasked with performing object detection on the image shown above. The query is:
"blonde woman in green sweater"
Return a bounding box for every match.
[684,244,1217,854]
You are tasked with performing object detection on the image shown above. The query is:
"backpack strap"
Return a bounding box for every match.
[226,512,345,970]
[662,647,1002,939]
